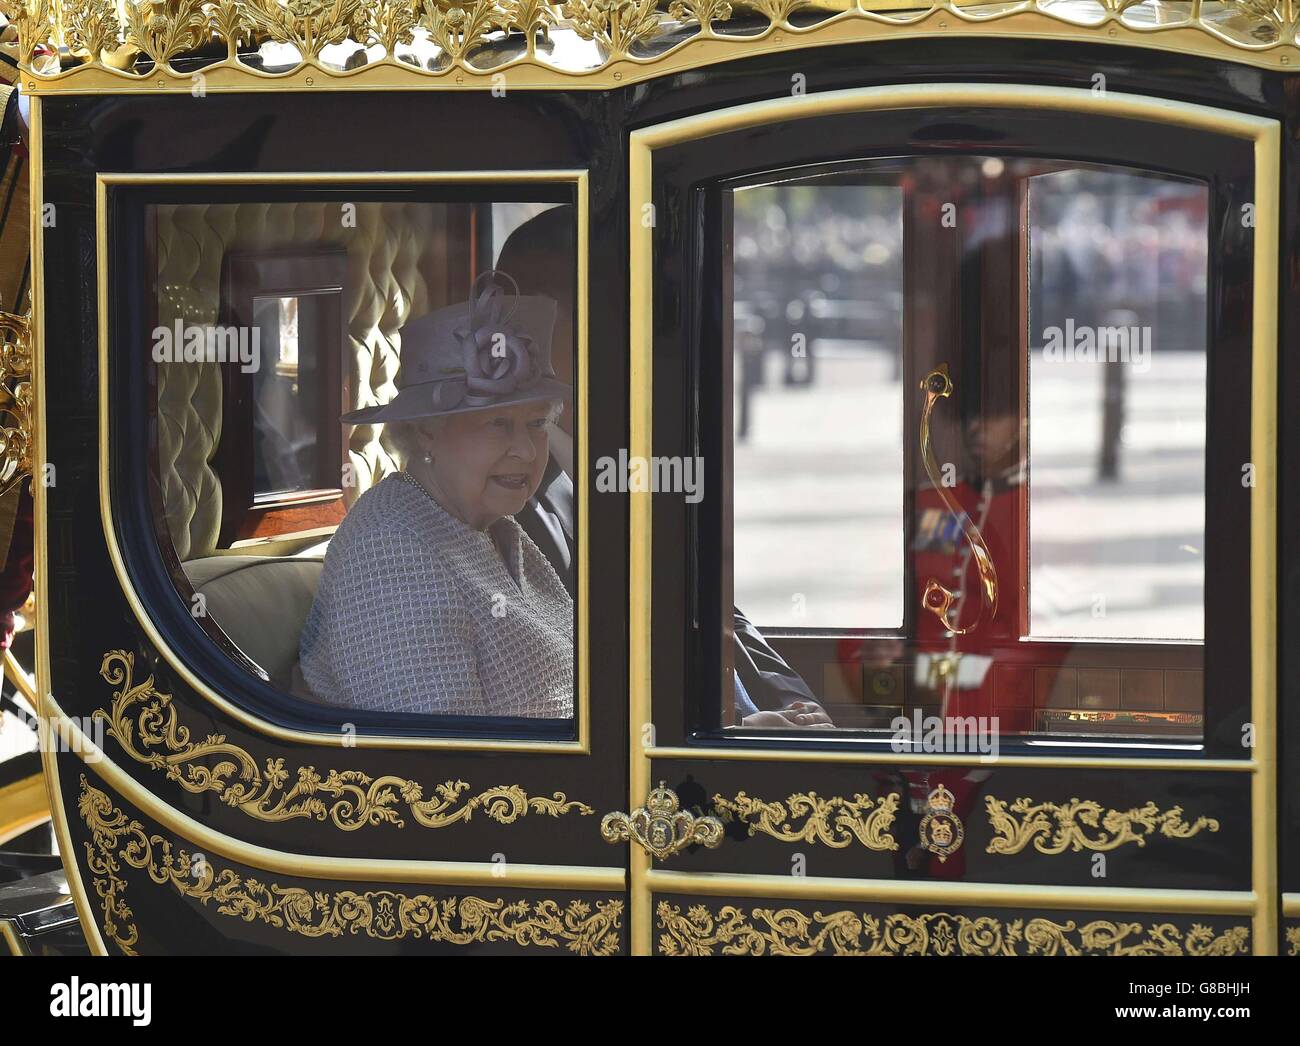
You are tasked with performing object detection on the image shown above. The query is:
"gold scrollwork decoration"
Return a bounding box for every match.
[656,901,1251,956]
[711,790,899,851]
[984,795,1220,856]
[77,777,623,954]
[1287,926,1300,956]
[601,781,723,860]
[0,311,32,499]
[94,649,593,831]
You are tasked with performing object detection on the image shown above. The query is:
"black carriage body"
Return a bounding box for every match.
[28,35,1300,955]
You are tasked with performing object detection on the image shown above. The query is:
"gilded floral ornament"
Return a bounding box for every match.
[14,0,1300,85]
[421,0,504,62]
[205,0,251,58]
[711,789,899,851]
[241,0,367,59]
[500,0,556,54]
[984,795,1220,856]
[63,0,123,62]
[656,901,1251,956]
[0,311,32,499]
[562,0,661,57]
[123,0,211,68]
[94,649,592,831]
[745,0,808,25]
[667,0,732,35]
[1287,926,1300,956]
[364,0,420,53]
[0,0,52,68]
[1235,0,1300,44]
[77,778,623,955]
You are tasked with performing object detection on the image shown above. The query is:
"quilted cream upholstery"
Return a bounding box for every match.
[182,555,324,688]
[155,201,464,559]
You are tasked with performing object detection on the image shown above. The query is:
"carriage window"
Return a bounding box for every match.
[732,182,905,629]
[722,158,1206,742]
[144,190,580,734]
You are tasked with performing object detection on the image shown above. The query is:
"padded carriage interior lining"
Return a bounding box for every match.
[156,201,467,685]
[155,200,462,560]
[182,556,324,692]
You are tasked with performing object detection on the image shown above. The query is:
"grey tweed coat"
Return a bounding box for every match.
[299,472,574,718]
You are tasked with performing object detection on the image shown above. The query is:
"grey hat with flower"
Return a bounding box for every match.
[342,269,568,424]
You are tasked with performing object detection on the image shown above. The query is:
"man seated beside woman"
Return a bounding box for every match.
[301,213,831,727]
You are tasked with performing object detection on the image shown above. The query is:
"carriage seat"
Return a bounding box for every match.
[182,556,324,693]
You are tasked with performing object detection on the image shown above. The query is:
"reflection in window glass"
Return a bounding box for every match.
[146,194,578,732]
[1028,170,1207,640]
[252,295,316,498]
[719,157,1207,744]
[731,183,905,629]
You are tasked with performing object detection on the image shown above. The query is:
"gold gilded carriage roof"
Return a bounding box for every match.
[0,0,1297,94]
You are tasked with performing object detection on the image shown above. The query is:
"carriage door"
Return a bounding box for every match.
[626,85,1278,955]
[37,86,632,954]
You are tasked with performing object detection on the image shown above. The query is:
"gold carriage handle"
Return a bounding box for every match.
[601,782,723,861]
[918,364,998,635]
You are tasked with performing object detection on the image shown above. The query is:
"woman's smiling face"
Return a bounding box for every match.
[418,400,557,530]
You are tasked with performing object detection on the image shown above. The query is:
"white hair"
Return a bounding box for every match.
[385,399,562,468]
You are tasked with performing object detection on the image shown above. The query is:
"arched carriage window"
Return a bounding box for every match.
[109,179,586,740]
[723,157,1208,738]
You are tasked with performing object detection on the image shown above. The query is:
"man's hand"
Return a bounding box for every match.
[740,700,835,729]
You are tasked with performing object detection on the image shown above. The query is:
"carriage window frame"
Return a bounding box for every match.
[636,95,1265,761]
[100,172,592,750]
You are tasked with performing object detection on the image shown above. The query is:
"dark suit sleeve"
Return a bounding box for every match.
[732,606,817,711]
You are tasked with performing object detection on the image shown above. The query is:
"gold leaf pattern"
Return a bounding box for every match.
[365,0,420,52]
[241,0,368,59]
[123,0,211,68]
[1287,926,1300,956]
[984,795,1220,856]
[711,790,899,851]
[0,311,32,499]
[94,649,592,831]
[64,0,123,60]
[77,777,623,954]
[561,0,660,56]
[0,0,52,68]
[656,901,1250,956]
[420,0,504,63]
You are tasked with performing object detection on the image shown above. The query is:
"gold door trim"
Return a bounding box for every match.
[627,83,1279,955]
[77,776,625,956]
[94,648,594,831]
[42,696,625,954]
[14,1,1300,96]
[655,900,1250,956]
[645,868,1256,915]
[95,168,591,753]
[645,744,1255,771]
